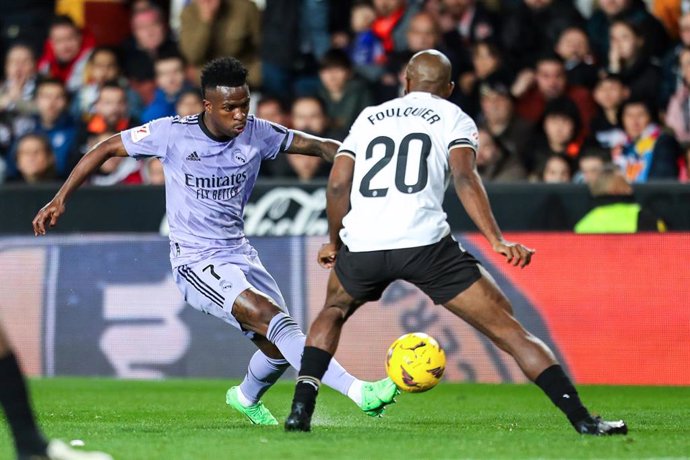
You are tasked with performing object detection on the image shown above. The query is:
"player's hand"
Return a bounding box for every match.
[492,240,535,268]
[317,242,339,269]
[32,199,65,236]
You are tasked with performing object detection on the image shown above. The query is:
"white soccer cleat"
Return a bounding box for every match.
[46,440,113,460]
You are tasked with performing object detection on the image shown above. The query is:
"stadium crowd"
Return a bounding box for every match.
[0,0,689,186]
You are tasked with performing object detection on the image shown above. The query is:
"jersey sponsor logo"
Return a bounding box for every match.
[184,172,248,201]
[186,151,201,161]
[130,124,151,143]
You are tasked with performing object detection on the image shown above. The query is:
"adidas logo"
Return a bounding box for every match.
[186,151,201,161]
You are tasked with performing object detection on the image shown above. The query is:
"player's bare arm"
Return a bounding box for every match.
[449,146,534,268]
[285,130,341,162]
[318,153,355,269]
[32,134,128,236]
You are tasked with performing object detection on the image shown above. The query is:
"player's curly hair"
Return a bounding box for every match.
[200,57,248,98]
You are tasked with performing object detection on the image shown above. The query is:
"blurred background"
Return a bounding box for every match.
[0,0,688,385]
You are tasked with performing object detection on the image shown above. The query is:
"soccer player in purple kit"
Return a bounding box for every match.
[32,57,398,425]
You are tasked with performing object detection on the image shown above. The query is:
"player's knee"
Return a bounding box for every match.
[232,289,282,332]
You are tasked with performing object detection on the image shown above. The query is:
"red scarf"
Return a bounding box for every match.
[372,7,405,53]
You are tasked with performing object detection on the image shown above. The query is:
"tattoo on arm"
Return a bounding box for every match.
[287,130,341,162]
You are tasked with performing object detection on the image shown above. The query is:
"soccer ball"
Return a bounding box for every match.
[385,332,446,392]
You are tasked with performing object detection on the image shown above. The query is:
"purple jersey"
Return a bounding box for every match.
[121,113,293,266]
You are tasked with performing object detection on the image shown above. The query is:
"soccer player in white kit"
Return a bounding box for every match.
[32,57,398,426]
[286,50,627,436]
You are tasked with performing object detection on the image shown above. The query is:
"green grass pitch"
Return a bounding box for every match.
[1,379,689,459]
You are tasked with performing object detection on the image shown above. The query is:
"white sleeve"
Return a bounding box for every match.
[338,109,368,157]
[446,111,479,154]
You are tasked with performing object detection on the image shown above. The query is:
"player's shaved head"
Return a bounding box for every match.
[405,50,454,98]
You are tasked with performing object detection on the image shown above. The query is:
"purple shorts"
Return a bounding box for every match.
[172,245,287,337]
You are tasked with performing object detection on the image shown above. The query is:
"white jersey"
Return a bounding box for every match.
[338,91,479,252]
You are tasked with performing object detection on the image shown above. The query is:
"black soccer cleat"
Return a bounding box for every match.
[284,402,312,432]
[575,416,628,435]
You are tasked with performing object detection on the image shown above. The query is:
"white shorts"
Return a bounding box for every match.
[172,246,288,338]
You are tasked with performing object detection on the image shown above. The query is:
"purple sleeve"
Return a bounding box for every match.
[252,117,293,161]
[120,117,173,160]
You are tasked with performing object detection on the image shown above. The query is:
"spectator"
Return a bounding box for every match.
[575,165,667,232]
[12,134,58,184]
[377,12,456,102]
[514,54,596,136]
[372,0,422,54]
[263,96,331,180]
[256,97,292,178]
[76,82,137,157]
[576,146,611,184]
[120,3,179,102]
[477,77,533,166]
[175,89,203,117]
[660,12,690,107]
[0,155,5,184]
[256,97,291,126]
[457,40,512,118]
[540,153,573,183]
[0,43,38,115]
[405,11,443,55]
[37,15,95,93]
[141,53,191,122]
[614,98,680,182]
[90,131,143,185]
[261,0,330,99]
[554,26,598,89]
[590,74,629,148]
[20,79,77,178]
[142,157,165,185]
[587,0,669,61]
[606,20,661,103]
[348,1,385,70]
[476,129,527,182]
[528,97,582,174]
[179,0,261,88]
[501,0,584,71]
[286,96,332,181]
[441,0,497,49]
[71,46,142,120]
[665,47,690,144]
[317,49,373,140]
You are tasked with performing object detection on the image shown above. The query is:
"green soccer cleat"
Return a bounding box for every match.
[226,386,279,425]
[360,377,401,417]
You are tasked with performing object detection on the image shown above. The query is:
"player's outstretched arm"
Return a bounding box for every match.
[32,134,129,236]
[449,146,535,268]
[318,154,355,269]
[285,130,341,162]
